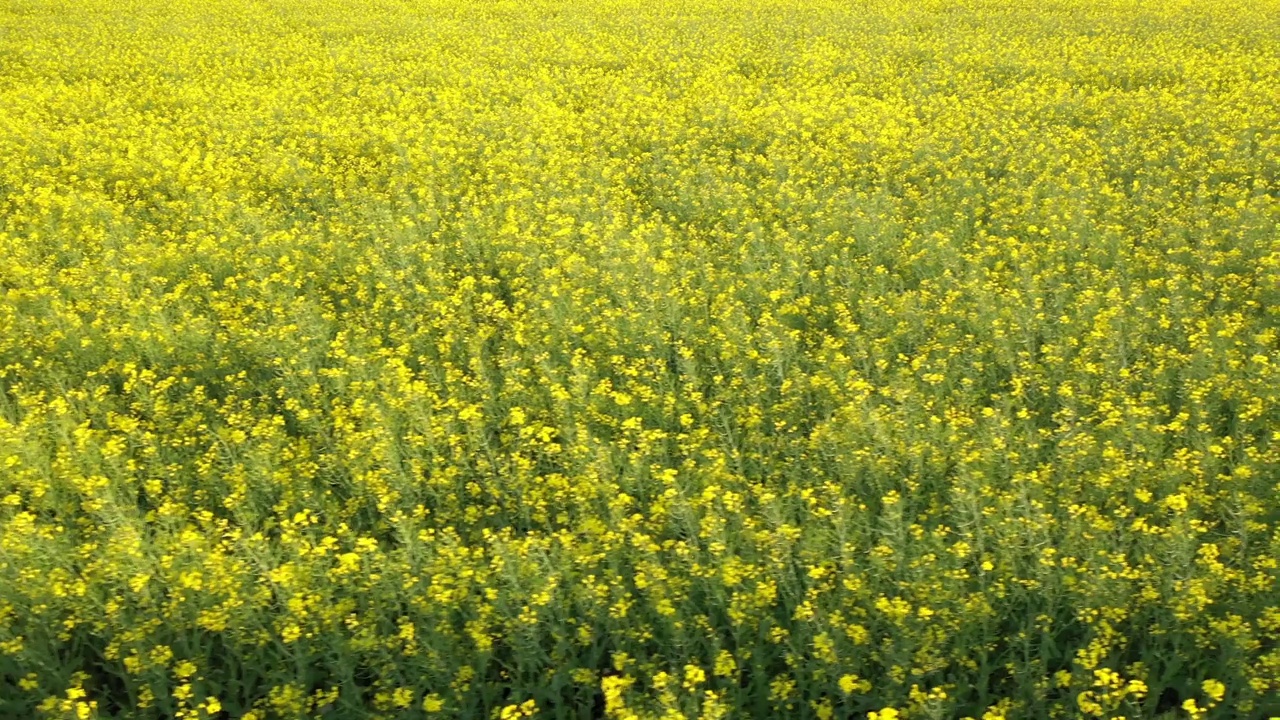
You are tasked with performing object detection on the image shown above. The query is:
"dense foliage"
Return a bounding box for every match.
[2,0,1279,718]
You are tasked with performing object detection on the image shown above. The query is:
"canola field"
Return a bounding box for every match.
[2,0,1279,718]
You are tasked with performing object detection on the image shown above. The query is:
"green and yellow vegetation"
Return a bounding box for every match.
[1,0,1278,718]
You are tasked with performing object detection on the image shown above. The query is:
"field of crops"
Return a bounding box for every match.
[2,0,1279,718]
